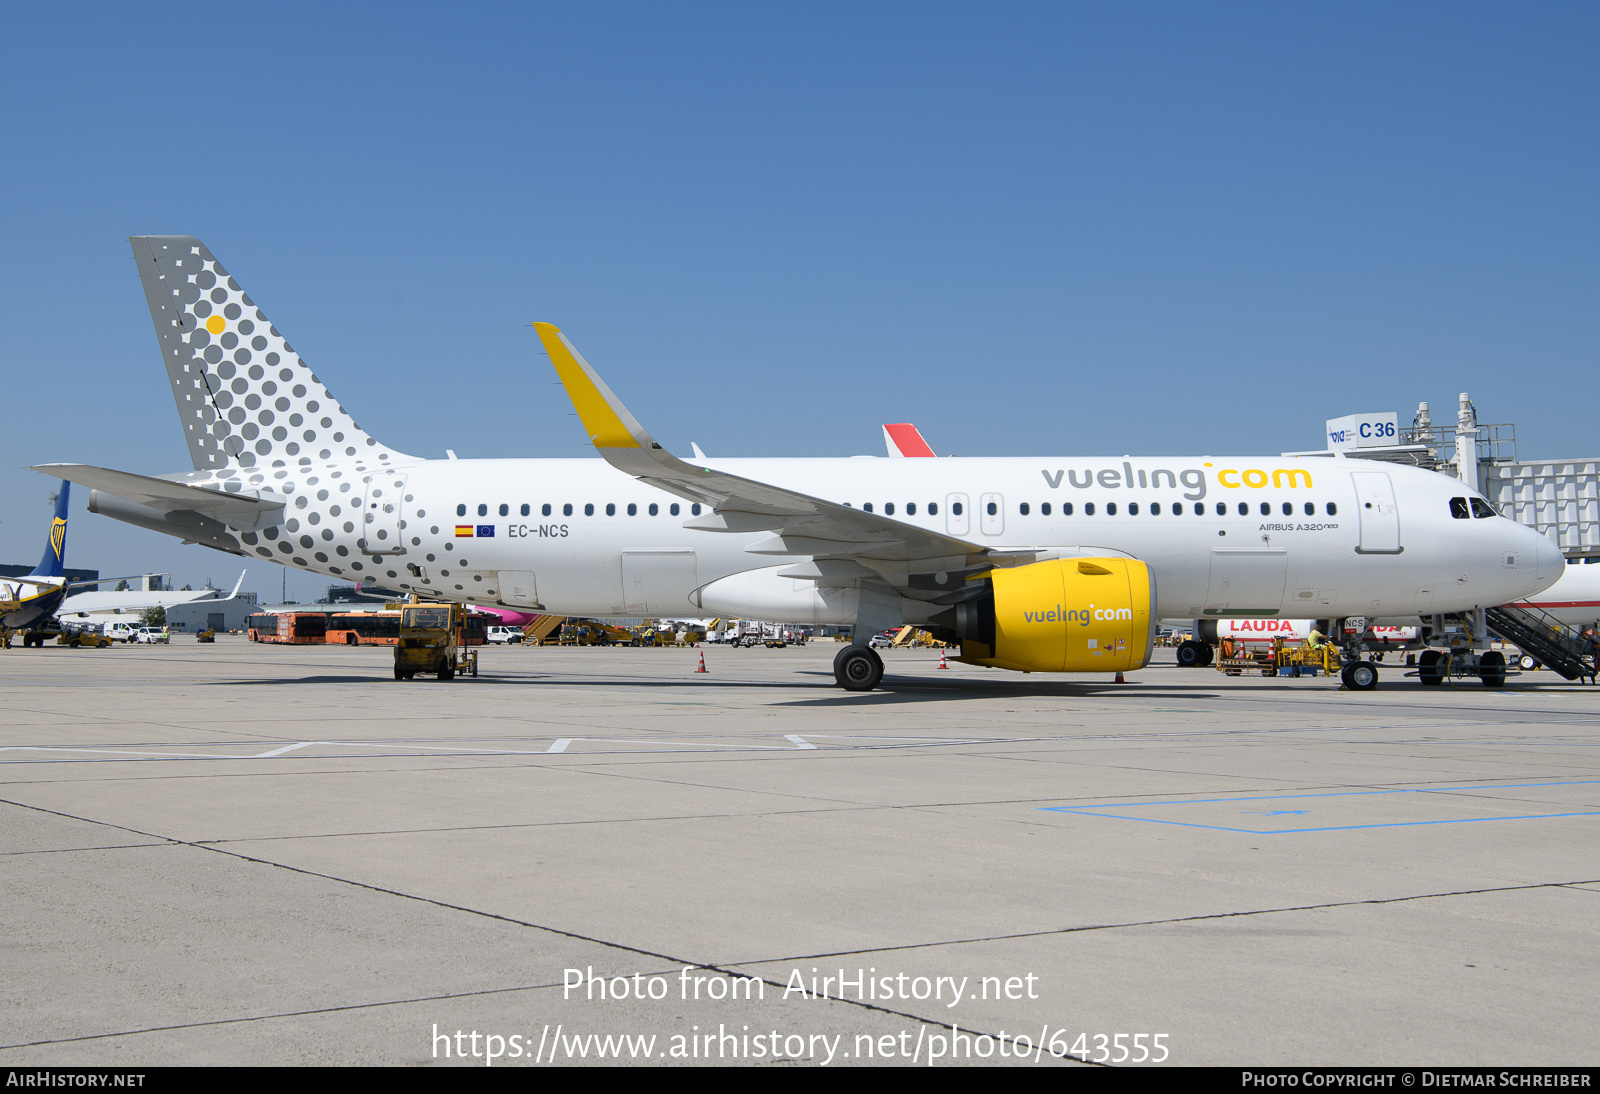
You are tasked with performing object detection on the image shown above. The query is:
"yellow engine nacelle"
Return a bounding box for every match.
[958,558,1157,674]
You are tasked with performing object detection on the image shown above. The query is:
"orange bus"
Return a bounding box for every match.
[247,612,328,644]
[325,611,402,646]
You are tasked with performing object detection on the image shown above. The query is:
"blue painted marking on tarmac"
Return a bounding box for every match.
[1039,779,1600,834]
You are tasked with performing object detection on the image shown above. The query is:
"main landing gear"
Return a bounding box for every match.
[833,644,884,691]
[1175,640,1213,668]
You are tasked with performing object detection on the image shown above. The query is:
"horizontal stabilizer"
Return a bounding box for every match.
[32,464,285,530]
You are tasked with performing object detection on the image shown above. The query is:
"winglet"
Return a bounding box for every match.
[533,323,654,451]
[227,570,247,599]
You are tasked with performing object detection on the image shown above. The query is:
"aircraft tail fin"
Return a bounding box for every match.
[129,236,408,472]
[883,423,936,458]
[30,482,69,578]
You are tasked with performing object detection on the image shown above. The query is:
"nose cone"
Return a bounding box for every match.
[1533,530,1566,590]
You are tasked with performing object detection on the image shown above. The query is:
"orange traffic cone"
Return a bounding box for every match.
[1114,671,1125,683]
[695,650,708,673]
[938,648,949,669]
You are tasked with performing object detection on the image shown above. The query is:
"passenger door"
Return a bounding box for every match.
[1352,471,1402,554]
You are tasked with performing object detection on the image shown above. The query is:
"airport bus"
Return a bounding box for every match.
[325,611,402,646]
[247,612,328,644]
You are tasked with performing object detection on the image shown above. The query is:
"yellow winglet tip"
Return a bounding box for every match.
[534,322,644,451]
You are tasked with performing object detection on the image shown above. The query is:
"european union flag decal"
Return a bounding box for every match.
[476,525,495,537]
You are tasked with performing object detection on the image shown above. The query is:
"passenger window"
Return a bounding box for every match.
[1085,502,1095,516]
[456,504,466,517]
[863,502,873,513]
[520,504,530,517]
[1282,502,1292,516]
[928,502,938,515]
[692,504,701,516]
[906,502,916,516]
[1128,502,1139,515]
[1470,498,1497,518]
[1193,503,1204,516]
[1019,502,1030,516]
[584,503,594,516]
[1238,502,1248,516]
[885,502,895,515]
[1450,498,1470,519]
[1107,502,1118,516]
[1216,502,1226,516]
[648,503,658,516]
[952,502,963,516]
[1260,502,1270,516]
[1041,502,1051,516]
[499,504,509,517]
[671,503,680,516]
[563,503,573,516]
[477,504,488,517]
[627,503,637,516]
[1304,502,1314,516]
[1326,502,1337,516]
[1062,502,1073,516]
[1151,502,1161,515]
[542,504,552,516]
[605,503,615,516]
[986,501,997,516]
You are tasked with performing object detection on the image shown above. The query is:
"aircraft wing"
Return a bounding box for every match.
[534,324,1007,588]
[29,464,285,527]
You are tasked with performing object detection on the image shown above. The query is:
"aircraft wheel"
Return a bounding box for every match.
[833,645,884,691]
[1479,650,1507,688]
[1346,660,1379,691]
[1519,654,1539,671]
[1175,640,1207,667]
[1418,649,1444,686]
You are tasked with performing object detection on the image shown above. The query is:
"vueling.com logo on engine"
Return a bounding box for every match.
[1022,604,1133,625]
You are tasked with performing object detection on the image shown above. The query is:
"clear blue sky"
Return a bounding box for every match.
[2,2,1596,598]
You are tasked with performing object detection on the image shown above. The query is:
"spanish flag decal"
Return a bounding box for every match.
[455,525,474,537]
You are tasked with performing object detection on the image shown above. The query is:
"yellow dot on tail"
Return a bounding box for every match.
[205,315,225,335]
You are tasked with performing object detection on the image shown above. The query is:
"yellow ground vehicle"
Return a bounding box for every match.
[196,629,216,643]
[57,621,112,648]
[393,602,479,680]
[1217,635,1342,678]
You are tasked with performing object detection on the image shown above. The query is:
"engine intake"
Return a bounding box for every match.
[932,558,1156,674]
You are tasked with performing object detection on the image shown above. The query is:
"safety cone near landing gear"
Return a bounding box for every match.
[1115,671,1125,683]
[695,650,708,673]
[938,648,949,669]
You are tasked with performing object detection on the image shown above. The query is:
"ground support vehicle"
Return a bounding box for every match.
[57,621,112,648]
[133,627,169,644]
[196,629,215,643]
[393,602,479,680]
[1216,637,1341,680]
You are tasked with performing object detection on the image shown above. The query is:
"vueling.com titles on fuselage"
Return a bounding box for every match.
[1022,605,1133,626]
[1037,463,1314,500]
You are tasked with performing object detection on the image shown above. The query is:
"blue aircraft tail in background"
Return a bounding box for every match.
[30,482,69,579]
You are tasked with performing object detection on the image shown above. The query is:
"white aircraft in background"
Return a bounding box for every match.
[57,570,248,620]
[33,236,1561,690]
[1519,562,1600,630]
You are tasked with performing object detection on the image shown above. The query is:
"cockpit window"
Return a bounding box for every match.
[1470,498,1498,518]
[1449,497,1470,519]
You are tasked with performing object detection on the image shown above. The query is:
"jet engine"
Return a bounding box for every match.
[931,558,1157,674]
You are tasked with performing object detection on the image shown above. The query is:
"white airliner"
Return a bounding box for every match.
[33,236,1562,690]
[1520,562,1600,630]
